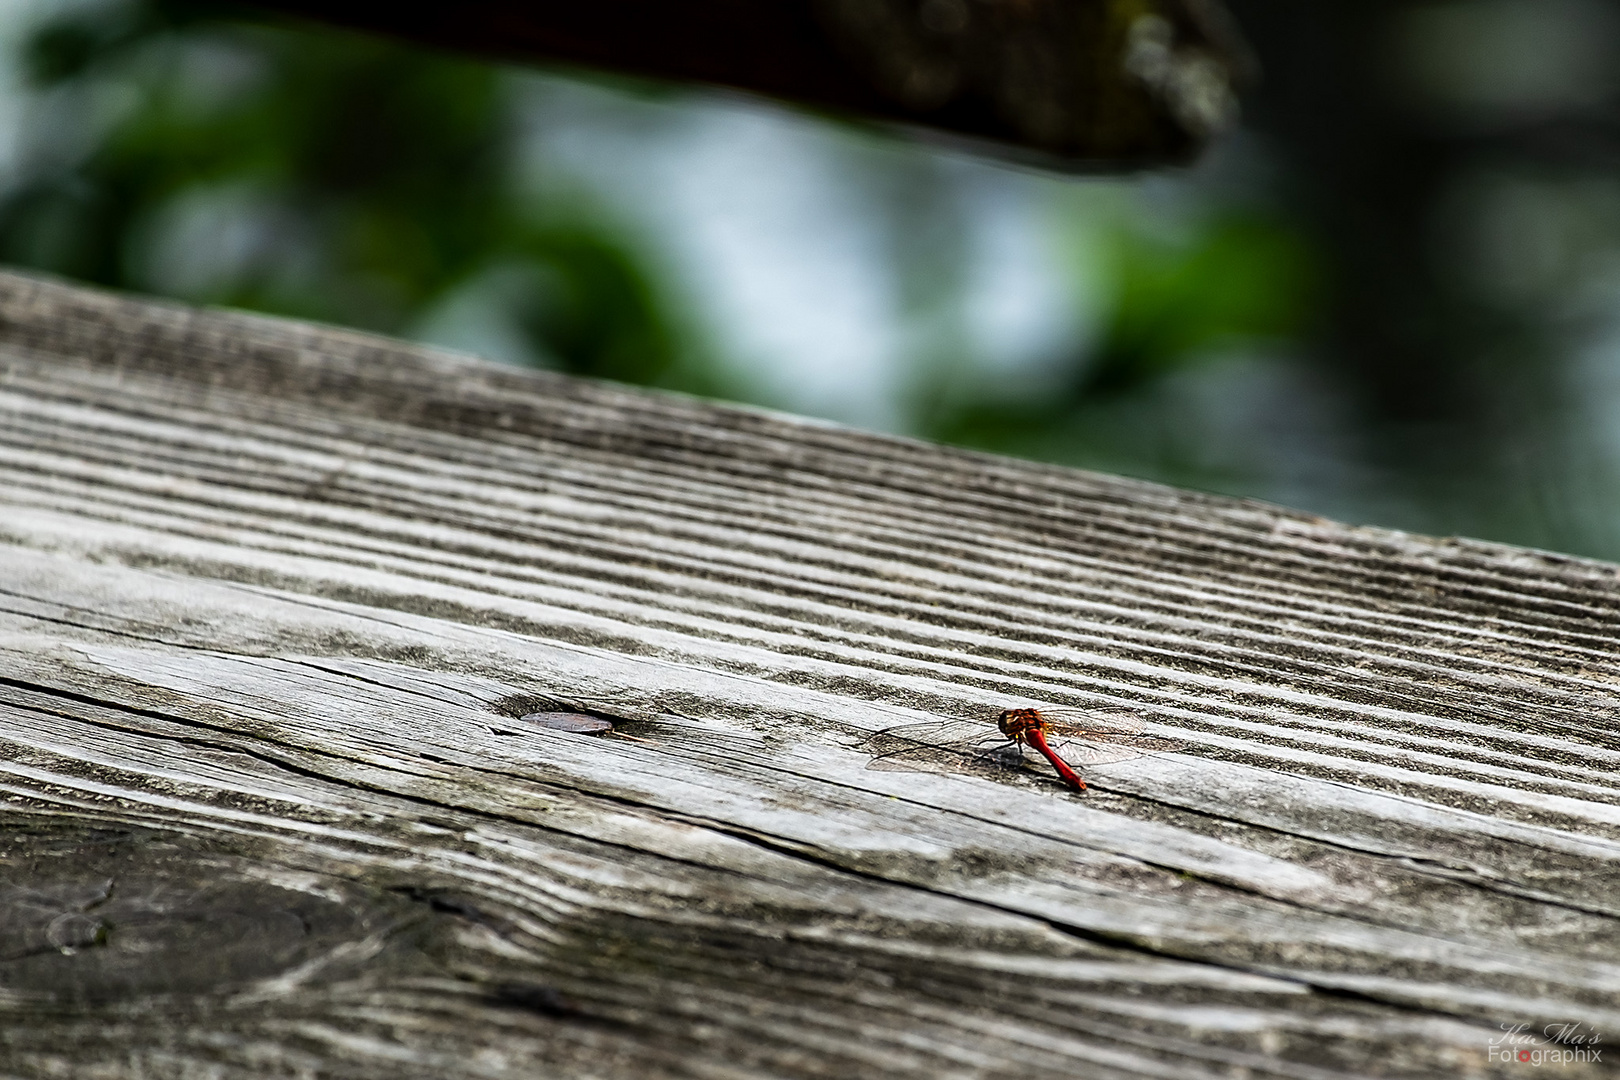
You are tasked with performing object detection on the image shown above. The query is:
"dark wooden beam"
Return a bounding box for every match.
[249,0,1251,169]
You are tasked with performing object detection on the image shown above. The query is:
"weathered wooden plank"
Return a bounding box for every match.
[0,269,1616,1077]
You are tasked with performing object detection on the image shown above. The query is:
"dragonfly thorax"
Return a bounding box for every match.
[997,708,1044,743]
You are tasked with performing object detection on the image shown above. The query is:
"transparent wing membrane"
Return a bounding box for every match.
[865,708,1180,785]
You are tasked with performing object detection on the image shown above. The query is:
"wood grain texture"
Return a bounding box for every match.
[0,269,1616,1078]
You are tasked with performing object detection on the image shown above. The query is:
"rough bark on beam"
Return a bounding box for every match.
[0,269,1617,1078]
[246,0,1249,168]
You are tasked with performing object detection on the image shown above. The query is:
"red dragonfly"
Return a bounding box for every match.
[868,707,1179,791]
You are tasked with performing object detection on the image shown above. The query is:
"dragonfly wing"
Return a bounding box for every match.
[865,720,1016,778]
[1037,707,1146,738]
[1047,741,1146,766]
[864,711,1179,779]
[1047,733,1184,766]
[867,720,997,753]
[867,743,1027,778]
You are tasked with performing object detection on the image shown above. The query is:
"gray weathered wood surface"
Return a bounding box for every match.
[0,269,1617,1079]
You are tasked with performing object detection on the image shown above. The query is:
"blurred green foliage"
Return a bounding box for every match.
[1080,215,1315,395]
[0,0,714,392]
[918,208,1317,465]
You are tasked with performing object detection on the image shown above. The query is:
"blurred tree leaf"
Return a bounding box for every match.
[920,208,1317,455]
[508,226,687,386]
[1081,213,1316,395]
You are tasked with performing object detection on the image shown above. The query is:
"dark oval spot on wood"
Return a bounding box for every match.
[519,711,614,734]
[486,981,584,1017]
